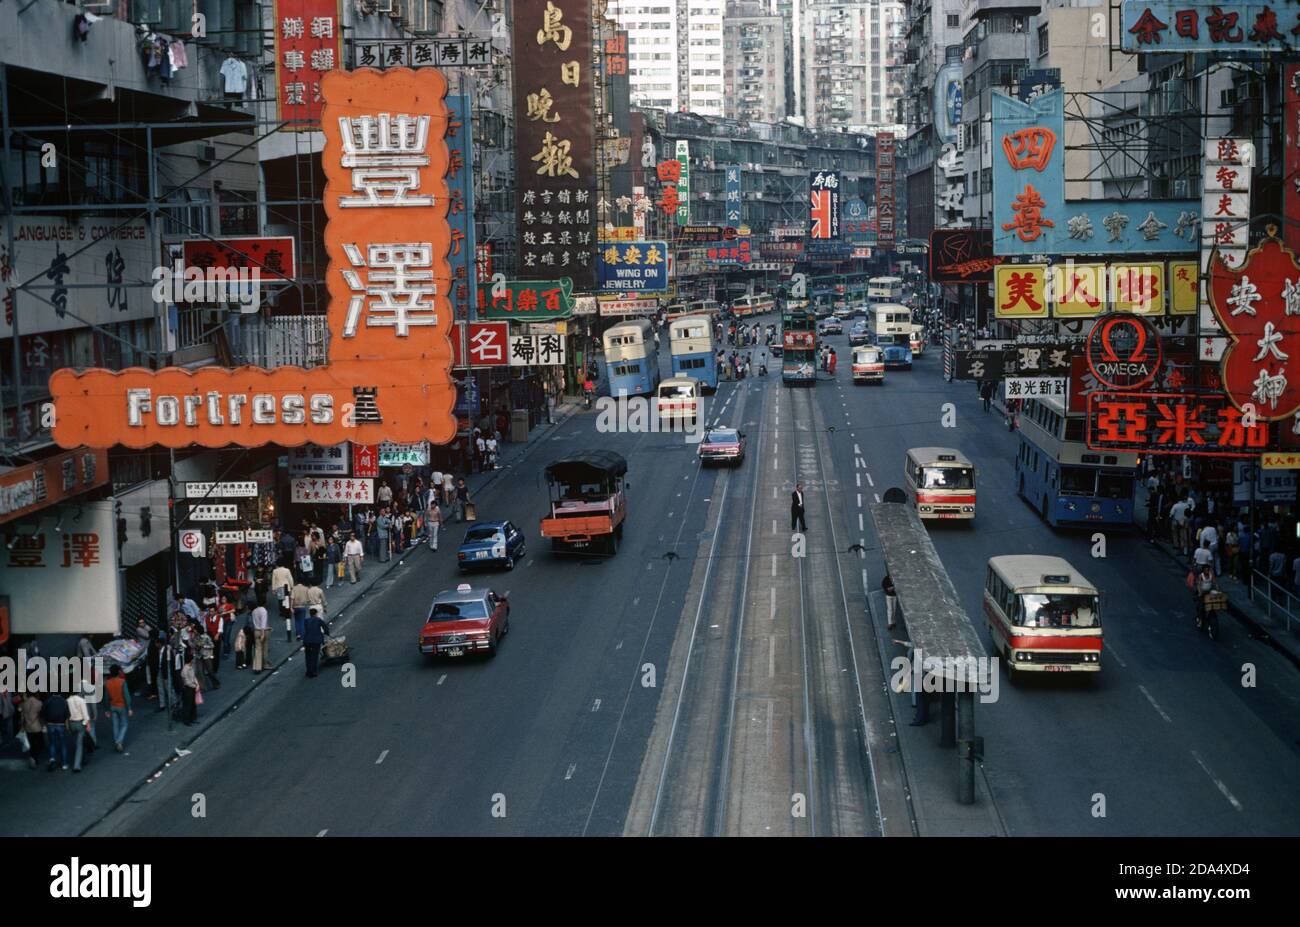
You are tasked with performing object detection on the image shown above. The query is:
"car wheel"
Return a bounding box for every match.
[504,556,514,571]
[487,633,499,657]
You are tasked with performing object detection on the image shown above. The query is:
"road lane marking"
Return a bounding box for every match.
[592,699,602,712]
[768,635,777,677]
[857,493,862,507]
[865,473,874,487]
[632,597,640,606]
[437,674,447,685]
[856,473,861,488]
[770,586,776,620]
[772,519,778,534]
[375,750,389,765]
[771,553,777,576]
[854,443,861,455]
[858,512,864,531]
[1138,685,1172,723]
[1190,750,1243,811]
[565,764,577,780]
[873,492,881,503]
[317,829,328,837]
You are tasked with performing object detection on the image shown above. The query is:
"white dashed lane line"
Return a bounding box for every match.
[1190,750,1243,811]
[375,750,389,765]
[1138,685,1172,724]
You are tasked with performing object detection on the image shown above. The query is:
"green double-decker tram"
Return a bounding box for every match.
[781,304,817,386]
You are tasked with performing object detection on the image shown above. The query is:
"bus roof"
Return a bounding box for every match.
[869,276,902,284]
[907,447,972,467]
[873,303,911,313]
[669,314,711,330]
[988,555,1097,593]
[605,319,654,336]
[1030,393,1067,414]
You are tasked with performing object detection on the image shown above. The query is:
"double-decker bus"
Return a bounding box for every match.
[984,555,1103,678]
[731,294,776,318]
[870,304,913,368]
[668,314,717,391]
[603,319,660,397]
[846,275,871,305]
[1015,395,1138,527]
[868,276,904,303]
[781,305,817,386]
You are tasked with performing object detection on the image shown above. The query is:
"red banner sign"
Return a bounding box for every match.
[451,321,510,367]
[182,237,296,280]
[1087,391,1269,457]
[352,444,379,479]
[273,0,341,128]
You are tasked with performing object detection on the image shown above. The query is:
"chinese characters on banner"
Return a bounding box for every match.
[182,237,296,281]
[597,296,658,317]
[1005,377,1067,399]
[809,170,841,240]
[379,441,430,466]
[0,448,108,524]
[450,321,509,367]
[512,0,597,287]
[1200,138,1254,362]
[1287,65,1300,257]
[597,241,668,291]
[351,36,493,70]
[445,95,478,333]
[1170,260,1199,314]
[274,0,341,128]
[992,89,1198,256]
[994,265,1049,318]
[657,159,682,218]
[1121,2,1300,52]
[353,443,379,479]
[1087,391,1268,457]
[1209,233,1300,421]
[876,134,895,247]
[479,278,576,321]
[725,164,742,228]
[509,333,567,367]
[1051,262,1108,317]
[291,478,375,505]
[935,142,966,228]
[50,70,458,448]
[704,238,752,264]
[676,141,691,226]
[1111,263,1166,314]
[604,32,628,75]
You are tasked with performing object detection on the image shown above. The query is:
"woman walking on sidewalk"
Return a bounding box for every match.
[180,655,199,726]
[427,497,445,551]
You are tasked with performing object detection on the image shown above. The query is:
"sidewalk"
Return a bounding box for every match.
[0,399,585,837]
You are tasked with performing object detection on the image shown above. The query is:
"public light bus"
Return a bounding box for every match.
[851,346,885,384]
[687,298,722,318]
[904,447,975,520]
[1015,394,1138,527]
[781,305,818,386]
[731,294,776,318]
[867,276,904,303]
[603,319,660,397]
[984,555,1103,678]
[668,314,718,391]
[909,323,927,357]
[870,304,913,368]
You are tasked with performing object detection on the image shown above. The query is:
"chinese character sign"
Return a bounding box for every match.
[1111,264,1166,314]
[1121,2,1299,52]
[480,279,576,321]
[676,141,691,226]
[182,237,297,281]
[509,333,567,367]
[1087,391,1268,457]
[725,164,742,228]
[291,478,375,504]
[512,0,597,288]
[274,0,340,128]
[50,69,457,449]
[597,241,668,291]
[1050,263,1108,317]
[1170,260,1199,314]
[810,170,841,240]
[1285,65,1300,256]
[876,134,896,247]
[1209,233,1300,421]
[446,95,478,324]
[450,321,509,367]
[994,265,1049,318]
[352,37,492,70]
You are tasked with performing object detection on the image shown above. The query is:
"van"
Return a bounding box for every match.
[656,376,701,427]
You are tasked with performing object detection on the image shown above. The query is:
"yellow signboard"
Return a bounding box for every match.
[1169,260,1198,315]
[1111,263,1166,315]
[1261,452,1300,470]
[994,264,1049,319]
[600,226,637,242]
[1050,263,1107,318]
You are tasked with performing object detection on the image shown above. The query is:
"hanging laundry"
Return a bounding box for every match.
[168,40,188,71]
[220,56,248,97]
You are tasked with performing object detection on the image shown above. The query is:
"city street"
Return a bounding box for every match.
[86,314,1300,838]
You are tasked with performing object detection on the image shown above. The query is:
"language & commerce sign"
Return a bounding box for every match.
[992,89,1197,256]
[51,68,457,449]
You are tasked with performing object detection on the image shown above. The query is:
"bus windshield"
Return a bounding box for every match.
[922,467,973,490]
[1017,593,1099,628]
[659,384,695,398]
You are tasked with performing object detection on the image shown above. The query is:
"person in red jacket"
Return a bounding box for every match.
[828,349,837,375]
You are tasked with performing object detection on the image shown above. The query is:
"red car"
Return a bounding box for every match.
[419,584,510,659]
[697,427,747,466]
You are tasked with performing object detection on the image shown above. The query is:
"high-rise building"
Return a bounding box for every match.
[723,1,788,124]
[607,1,725,116]
[802,0,907,130]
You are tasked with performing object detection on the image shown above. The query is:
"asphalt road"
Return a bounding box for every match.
[89,312,1300,837]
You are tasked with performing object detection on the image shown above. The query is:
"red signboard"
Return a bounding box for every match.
[929,229,1002,283]
[877,133,896,248]
[352,443,379,479]
[1085,313,1162,391]
[1209,233,1300,421]
[0,447,110,525]
[475,243,493,285]
[1087,391,1269,457]
[1288,65,1300,256]
[273,0,342,128]
[182,237,296,280]
[451,321,509,367]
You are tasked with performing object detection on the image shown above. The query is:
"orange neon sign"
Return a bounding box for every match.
[50,68,456,449]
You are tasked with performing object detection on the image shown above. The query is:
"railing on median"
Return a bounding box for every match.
[1247,569,1299,636]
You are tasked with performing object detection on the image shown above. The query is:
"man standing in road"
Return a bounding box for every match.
[791,482,807,532]
[302,606,329,678]
[1169,497,1191,555]
[250,603,270,673]
[344,532,364,583]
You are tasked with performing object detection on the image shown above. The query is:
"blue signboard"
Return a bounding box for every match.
[725,164,742,228]
[597,240,669,291]
[1121,2,1296,53]
[446,95,478,321]
[992,89,1198,256]
[933,64,963,145]
[843,197,872,241]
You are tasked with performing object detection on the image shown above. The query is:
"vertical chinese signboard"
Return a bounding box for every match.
[1199,138,1253,362]
[513,0,597,288]
[725,164,742,229]
[676,140,692,226]
[1284,65,1300,256]
[446,94,478,334]
[993,89,1063,254]
[876,133,896,248]
[50,69,457,448]
[809,170,841,241]
[274,0,341,128]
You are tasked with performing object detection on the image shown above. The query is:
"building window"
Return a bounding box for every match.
[218,188,258,236]
[1038,24,1049,57]
[947,14,960,28]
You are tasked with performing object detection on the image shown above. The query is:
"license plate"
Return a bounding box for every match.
[420,644,434,653]
[938,513,960,519]
[1044,665,1071,672]
[475,551,488,559]
[446,647,465,657]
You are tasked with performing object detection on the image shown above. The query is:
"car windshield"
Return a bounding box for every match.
[659,385,695,398]
[922,467,973,489]
[1017,593,1099,628]
[428,599,490,621]
[705,430,738,443]
[856,351,880,363]
[465,527,504,543]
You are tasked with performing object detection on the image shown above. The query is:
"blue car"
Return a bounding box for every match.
[457,520,527,572]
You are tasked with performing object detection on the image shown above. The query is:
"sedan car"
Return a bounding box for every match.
[698,427,747,466]
[833,306,856,321]
[457,520,526,572]
[848,322,872,346]
[419,584,510,659]
[818,318,843,336]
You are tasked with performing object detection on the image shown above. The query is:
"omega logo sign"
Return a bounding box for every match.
[1086,312,1162,391]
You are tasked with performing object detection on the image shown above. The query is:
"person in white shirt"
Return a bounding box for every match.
[344,534,364,584]
[1199,523,1220,573]
[250,605,270,673]
[485,436,499,470]
[1193,540,1214,570]
[430,471,443,508]
[443,471,455,506]
[67,690,91,772]
[1169,498,1191,554]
